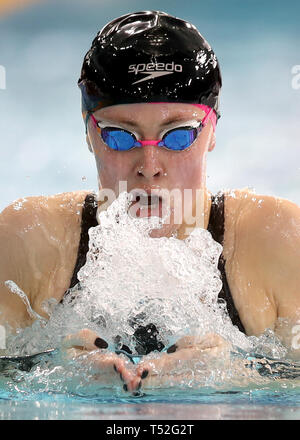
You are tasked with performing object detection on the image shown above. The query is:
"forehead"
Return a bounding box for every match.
[94,103,205,126]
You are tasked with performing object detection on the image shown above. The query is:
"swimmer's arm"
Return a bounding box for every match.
[273,318,300,360]
[0,191,87,330]
[0,206,34,330]
[260,198,300,358]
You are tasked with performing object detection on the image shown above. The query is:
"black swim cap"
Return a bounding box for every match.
[79,10,222,126]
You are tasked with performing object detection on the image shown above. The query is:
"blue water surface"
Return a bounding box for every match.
[1,348,300,420]
[1,382,300,420]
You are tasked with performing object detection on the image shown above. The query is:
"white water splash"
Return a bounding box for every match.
[5,192,285,362]
[5,280,47,325]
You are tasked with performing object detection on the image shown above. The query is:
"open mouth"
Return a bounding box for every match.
[136,194,161,207]
[129,192,165,218]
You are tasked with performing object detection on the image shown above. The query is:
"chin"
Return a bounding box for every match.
[148,222,180,239]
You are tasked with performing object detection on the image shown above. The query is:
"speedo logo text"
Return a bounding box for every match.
[128,62,183,85]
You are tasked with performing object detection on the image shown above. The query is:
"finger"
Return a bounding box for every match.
[136,346,218,381]
[164,335,214,354]
[134,353,177,389]
[61,332,141,392]
[64,347,90,360]
[87,351,141,392]
[172,333,230,351]
[136,352,170,378]
[61,328,108,351]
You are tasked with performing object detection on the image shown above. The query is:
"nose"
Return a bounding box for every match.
[134,145,164,180]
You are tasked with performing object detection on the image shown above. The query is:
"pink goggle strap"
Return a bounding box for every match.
[149,102,217,131]
[90,103,217,131]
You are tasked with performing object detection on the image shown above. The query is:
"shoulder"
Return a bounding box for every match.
[0,190,91,229]
[0,189,94,277]
[0,190,93,322]
[224,187,300,308]
[224,187,300,246]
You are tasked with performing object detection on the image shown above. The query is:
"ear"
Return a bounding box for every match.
[86,134,93,153]
[208,132,216,152]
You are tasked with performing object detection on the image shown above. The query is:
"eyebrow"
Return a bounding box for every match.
[98,114,201,128]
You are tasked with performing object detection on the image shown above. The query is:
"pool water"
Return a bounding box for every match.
[1,348,300,420]
[1,384,300,420]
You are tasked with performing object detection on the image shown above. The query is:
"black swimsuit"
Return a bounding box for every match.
[64,191,245,353]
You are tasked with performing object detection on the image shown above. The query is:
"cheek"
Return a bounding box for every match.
[168,151,205,189]
[94,148,133,187]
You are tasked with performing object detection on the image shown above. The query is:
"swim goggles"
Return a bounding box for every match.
[89,104,215,152]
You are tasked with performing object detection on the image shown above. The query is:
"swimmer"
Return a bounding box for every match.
[0,11,300,393]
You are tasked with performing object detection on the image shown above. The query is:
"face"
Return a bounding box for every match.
[87,103,216,238]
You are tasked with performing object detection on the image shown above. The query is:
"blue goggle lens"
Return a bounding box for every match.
[101,126,200,151]
[163,128,198,151]
[101,128,136,151]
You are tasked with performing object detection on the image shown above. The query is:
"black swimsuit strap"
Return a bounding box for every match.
[69,193,98,289]
[207,191,246,334]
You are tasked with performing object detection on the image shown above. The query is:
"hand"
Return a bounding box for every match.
[132,333,232,389]
[61,328,142,392]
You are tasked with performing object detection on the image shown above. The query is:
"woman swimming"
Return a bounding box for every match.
[0,11,300,393]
